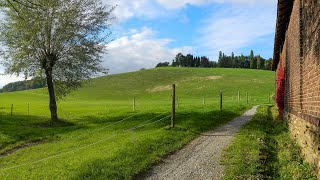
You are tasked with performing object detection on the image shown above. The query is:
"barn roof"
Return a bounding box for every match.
[272,0,294,70]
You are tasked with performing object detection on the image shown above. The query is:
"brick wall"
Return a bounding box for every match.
[301,0,320,122]
[282,0,301,118]
[279,0,320,176]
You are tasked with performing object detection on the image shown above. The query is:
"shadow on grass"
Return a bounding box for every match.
[36,119,75,128]
[0,114,83,154]
[174,109,244,132]
[254,106,280,178]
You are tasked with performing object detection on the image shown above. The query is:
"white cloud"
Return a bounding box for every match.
[196,2,277,59]
[0,12,23,88]
[106,0,276,22]
[0,66,24,88]
[105,0,166,22]
[156,0,274,9]
[102,27,193,74]
[156,0,206,9]
[0,0,276,86]
[0,75,24,88]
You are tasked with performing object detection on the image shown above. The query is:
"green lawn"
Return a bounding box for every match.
[222,106,316,180]
[0,67,275,179]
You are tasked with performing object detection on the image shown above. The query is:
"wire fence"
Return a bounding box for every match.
[0,112,171,171]
[0,87,275,172]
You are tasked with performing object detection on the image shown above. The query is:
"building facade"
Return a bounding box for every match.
[273,0,320,176]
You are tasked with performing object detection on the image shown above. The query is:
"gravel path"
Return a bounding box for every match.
[143,106,258,180]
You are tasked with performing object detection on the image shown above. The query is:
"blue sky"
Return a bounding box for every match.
[101,0,277,74]
[0,0,278,87]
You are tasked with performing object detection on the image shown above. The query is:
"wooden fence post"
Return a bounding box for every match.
[11,104,13,116]
[171,84,176,128]
[133,96,136,112]
[220,90,223,112]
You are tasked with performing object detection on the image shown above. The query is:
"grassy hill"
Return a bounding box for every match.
[0,67,275,117]
[0,67,275,179]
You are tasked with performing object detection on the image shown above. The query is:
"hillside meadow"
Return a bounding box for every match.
[0,67,275,179]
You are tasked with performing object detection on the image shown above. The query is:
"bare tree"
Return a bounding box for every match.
[0,0,115,121]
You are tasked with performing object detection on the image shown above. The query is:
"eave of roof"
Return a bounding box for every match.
[272,0,294,70]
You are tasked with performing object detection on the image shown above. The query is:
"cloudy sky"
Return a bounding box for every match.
[0,0,277,88]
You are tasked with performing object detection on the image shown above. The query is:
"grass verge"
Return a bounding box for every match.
[222,105,316,180]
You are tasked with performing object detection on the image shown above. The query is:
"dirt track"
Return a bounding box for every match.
[143,106,258,180]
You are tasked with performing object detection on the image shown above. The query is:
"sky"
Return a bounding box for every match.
[0,0,278,88]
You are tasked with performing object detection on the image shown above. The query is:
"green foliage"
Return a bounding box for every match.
[0,77,46,93]
[0,68,275,178]
[265,58,273,70]
[222,106,316,180]
[0,0,114,97]
[169,51,272,70]
[172,53,211,68]
[217,51,271,70]
[249,50,257,69]
[0,0,115,121]
[257,55,262,69]
[156,62,170,67]
[218,52,233,68]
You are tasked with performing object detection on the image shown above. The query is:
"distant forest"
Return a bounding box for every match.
[156,50,273,70]
[0,77,46,93]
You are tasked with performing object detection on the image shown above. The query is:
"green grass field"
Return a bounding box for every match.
[0,67,275,179]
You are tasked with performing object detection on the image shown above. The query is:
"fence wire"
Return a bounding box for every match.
[0,113,171,171]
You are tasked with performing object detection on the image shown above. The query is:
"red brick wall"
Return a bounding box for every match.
[279,0,320,175]
[281,0,320,126]
[301,0,320,123]
[281,0,302,117]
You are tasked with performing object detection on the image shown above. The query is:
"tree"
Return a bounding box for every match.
[171,60,177,67]
[265,58,273,70]
[0,0,42,13]
[218,53,225,67]
[209,61,218,68]
[231,52,235,68]
[200,56,210,67]
[0,77,46,93]
[257,55,262,69]
[195,57,200,67]
[0,0,114,121]
[156,62,170,67]
[186,54,193,67]
[219,51,222,62]
[249,50,257,69]
[234,56,240,68]
[260,57,265,70]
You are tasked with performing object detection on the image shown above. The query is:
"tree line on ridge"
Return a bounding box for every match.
[156,50,273,70]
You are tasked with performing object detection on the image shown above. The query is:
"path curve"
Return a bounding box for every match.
[143,106,258,180]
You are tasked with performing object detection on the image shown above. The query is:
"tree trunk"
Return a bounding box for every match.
[45,68,58,122]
